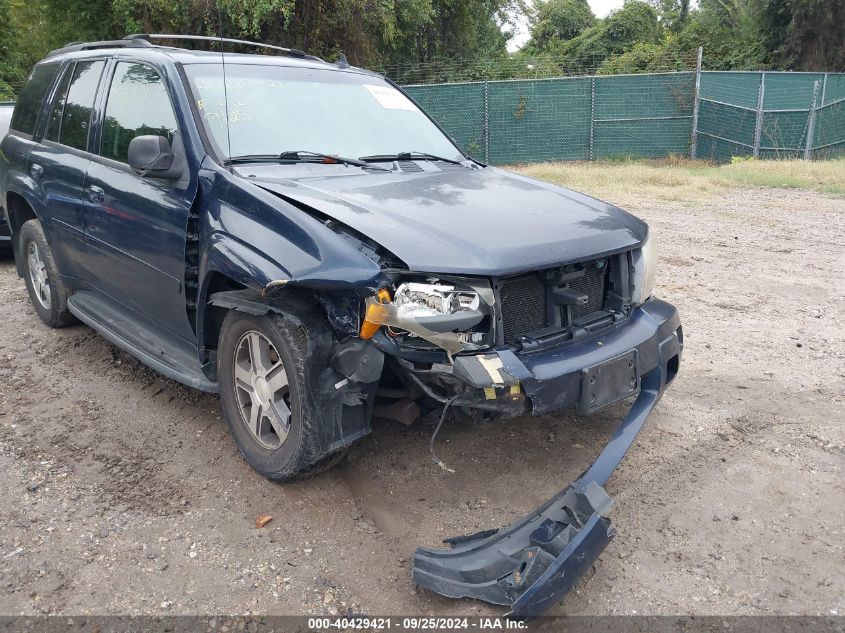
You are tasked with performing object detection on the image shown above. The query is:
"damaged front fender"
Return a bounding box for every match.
[412,366,666,619]
[207,289,385,454]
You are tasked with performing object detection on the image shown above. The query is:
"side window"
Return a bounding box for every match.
[9,63,60,135]
[59,60,105,151]
[45,65,73,143]
[101,62,178,164]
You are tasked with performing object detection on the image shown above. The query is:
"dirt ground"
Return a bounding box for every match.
[0,184,843,617]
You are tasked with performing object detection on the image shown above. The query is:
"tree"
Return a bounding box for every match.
[0,0,18,99]
[758,0,845,71]
[525,0,596,53]
[546,1,662,70]
[649,0,690,32]
[677,0,766,70]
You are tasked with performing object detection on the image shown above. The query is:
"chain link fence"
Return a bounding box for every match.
[395,54,845,164]
[695,71,845,161]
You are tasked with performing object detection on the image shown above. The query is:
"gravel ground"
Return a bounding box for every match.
[0,186,843,617]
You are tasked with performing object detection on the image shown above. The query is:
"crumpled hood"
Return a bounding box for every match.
[241,163,647,276]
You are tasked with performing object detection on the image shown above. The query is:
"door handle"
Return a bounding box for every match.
[30,164,44,180]
[87,185,105,204]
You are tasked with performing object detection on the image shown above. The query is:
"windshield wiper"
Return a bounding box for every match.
[227,150,390,171]
[359,151,466,166]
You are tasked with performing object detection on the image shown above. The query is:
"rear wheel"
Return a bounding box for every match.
[217,310,345,481]
[19,219,74,327]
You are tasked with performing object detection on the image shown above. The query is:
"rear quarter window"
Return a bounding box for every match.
[9,63,60,136]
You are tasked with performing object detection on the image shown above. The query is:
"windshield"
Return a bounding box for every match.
[183,63,464,163]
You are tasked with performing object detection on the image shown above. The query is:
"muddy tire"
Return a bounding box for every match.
[19,219,74,328]
[217,310,343,481]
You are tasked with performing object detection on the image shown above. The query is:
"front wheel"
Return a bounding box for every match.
[217,310,344,481]
[19,219,74,327]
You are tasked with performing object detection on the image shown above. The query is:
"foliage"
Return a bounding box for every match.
[529,1,662,70]
[0,0,525,95]
[519,0,844,78]
[596,41,680,74]
[680,0,767,70]
[0,0,18,99]
[524,0,596,53]
[757,0,845,72]
[0,0,842,98]
[650,0,690,33]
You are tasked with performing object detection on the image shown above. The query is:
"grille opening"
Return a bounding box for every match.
[499,260,611,344]
[499,273,546,342]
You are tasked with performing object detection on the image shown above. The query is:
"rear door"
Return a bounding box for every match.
[83,59,198,341]
[28,59,106,279]
[2,63,61,248]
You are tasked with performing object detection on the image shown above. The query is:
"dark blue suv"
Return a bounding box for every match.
[0,35,682,615]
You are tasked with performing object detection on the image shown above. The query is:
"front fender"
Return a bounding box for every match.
[200,160,388,293]
[196,231,291,365]
[200,231,290,293]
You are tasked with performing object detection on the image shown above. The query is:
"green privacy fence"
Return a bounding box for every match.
[695,71,845,161]
[403,69,845,164]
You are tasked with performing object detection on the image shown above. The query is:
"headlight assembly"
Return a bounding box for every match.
[360,279,493,354]
[630,232,657,305]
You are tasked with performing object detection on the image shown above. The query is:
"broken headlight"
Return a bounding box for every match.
[360,279,494,354]
[630,232,657,305]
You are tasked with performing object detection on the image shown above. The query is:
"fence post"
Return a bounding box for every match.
[689,46,703,158]
[483,81,490,164]
[753,72,766,158]
[820,73,828,107]
[804,80,821,161]
[589,76,596,161]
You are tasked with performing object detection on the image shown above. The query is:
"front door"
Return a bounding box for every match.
[83,60,198,341]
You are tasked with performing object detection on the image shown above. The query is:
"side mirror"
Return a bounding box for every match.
[128,135,183,179]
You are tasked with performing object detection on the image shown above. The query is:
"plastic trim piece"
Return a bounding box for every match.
[412,363,668,619]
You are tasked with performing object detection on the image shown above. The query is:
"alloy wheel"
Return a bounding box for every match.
[233,330,292,449]
[27,241,51,310]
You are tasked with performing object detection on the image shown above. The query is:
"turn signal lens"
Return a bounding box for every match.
[360,288,392,339]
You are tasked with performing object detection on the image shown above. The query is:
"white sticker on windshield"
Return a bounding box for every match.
[364,84,418,111]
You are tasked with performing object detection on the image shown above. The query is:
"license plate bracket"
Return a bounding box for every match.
[578,350,639,415]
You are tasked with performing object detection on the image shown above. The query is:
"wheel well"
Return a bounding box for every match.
[199,273,339,381]
[200,272,247,368]
[6,193,37,235]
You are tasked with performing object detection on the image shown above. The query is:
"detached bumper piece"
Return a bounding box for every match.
[413,480,614,619]
[413,365,670,618]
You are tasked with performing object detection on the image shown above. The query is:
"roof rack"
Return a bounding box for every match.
[46,37,152,58]
[46,33,322,62]
[127,34,319,60]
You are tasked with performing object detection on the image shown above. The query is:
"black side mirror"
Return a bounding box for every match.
[128,135,183,179]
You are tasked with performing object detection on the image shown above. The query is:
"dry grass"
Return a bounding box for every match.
[510,157,845,204]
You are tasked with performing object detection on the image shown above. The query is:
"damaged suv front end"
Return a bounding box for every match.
[350,236,681,617]
[181,56,682,616]
[361,232,676,416]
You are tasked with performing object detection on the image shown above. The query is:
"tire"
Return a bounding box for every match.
[19,219,74,328]
[217,310,344,481]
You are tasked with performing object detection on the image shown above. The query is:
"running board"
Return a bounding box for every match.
[67,290,217,393]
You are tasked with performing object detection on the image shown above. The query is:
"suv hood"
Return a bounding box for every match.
[241,164,647,277]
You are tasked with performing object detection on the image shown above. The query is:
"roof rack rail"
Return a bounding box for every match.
[46,37,153,58]
[126,34,320,61]
[45,34,322,62]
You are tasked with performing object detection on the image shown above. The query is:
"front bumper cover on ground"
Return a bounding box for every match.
[411,300,682,618]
